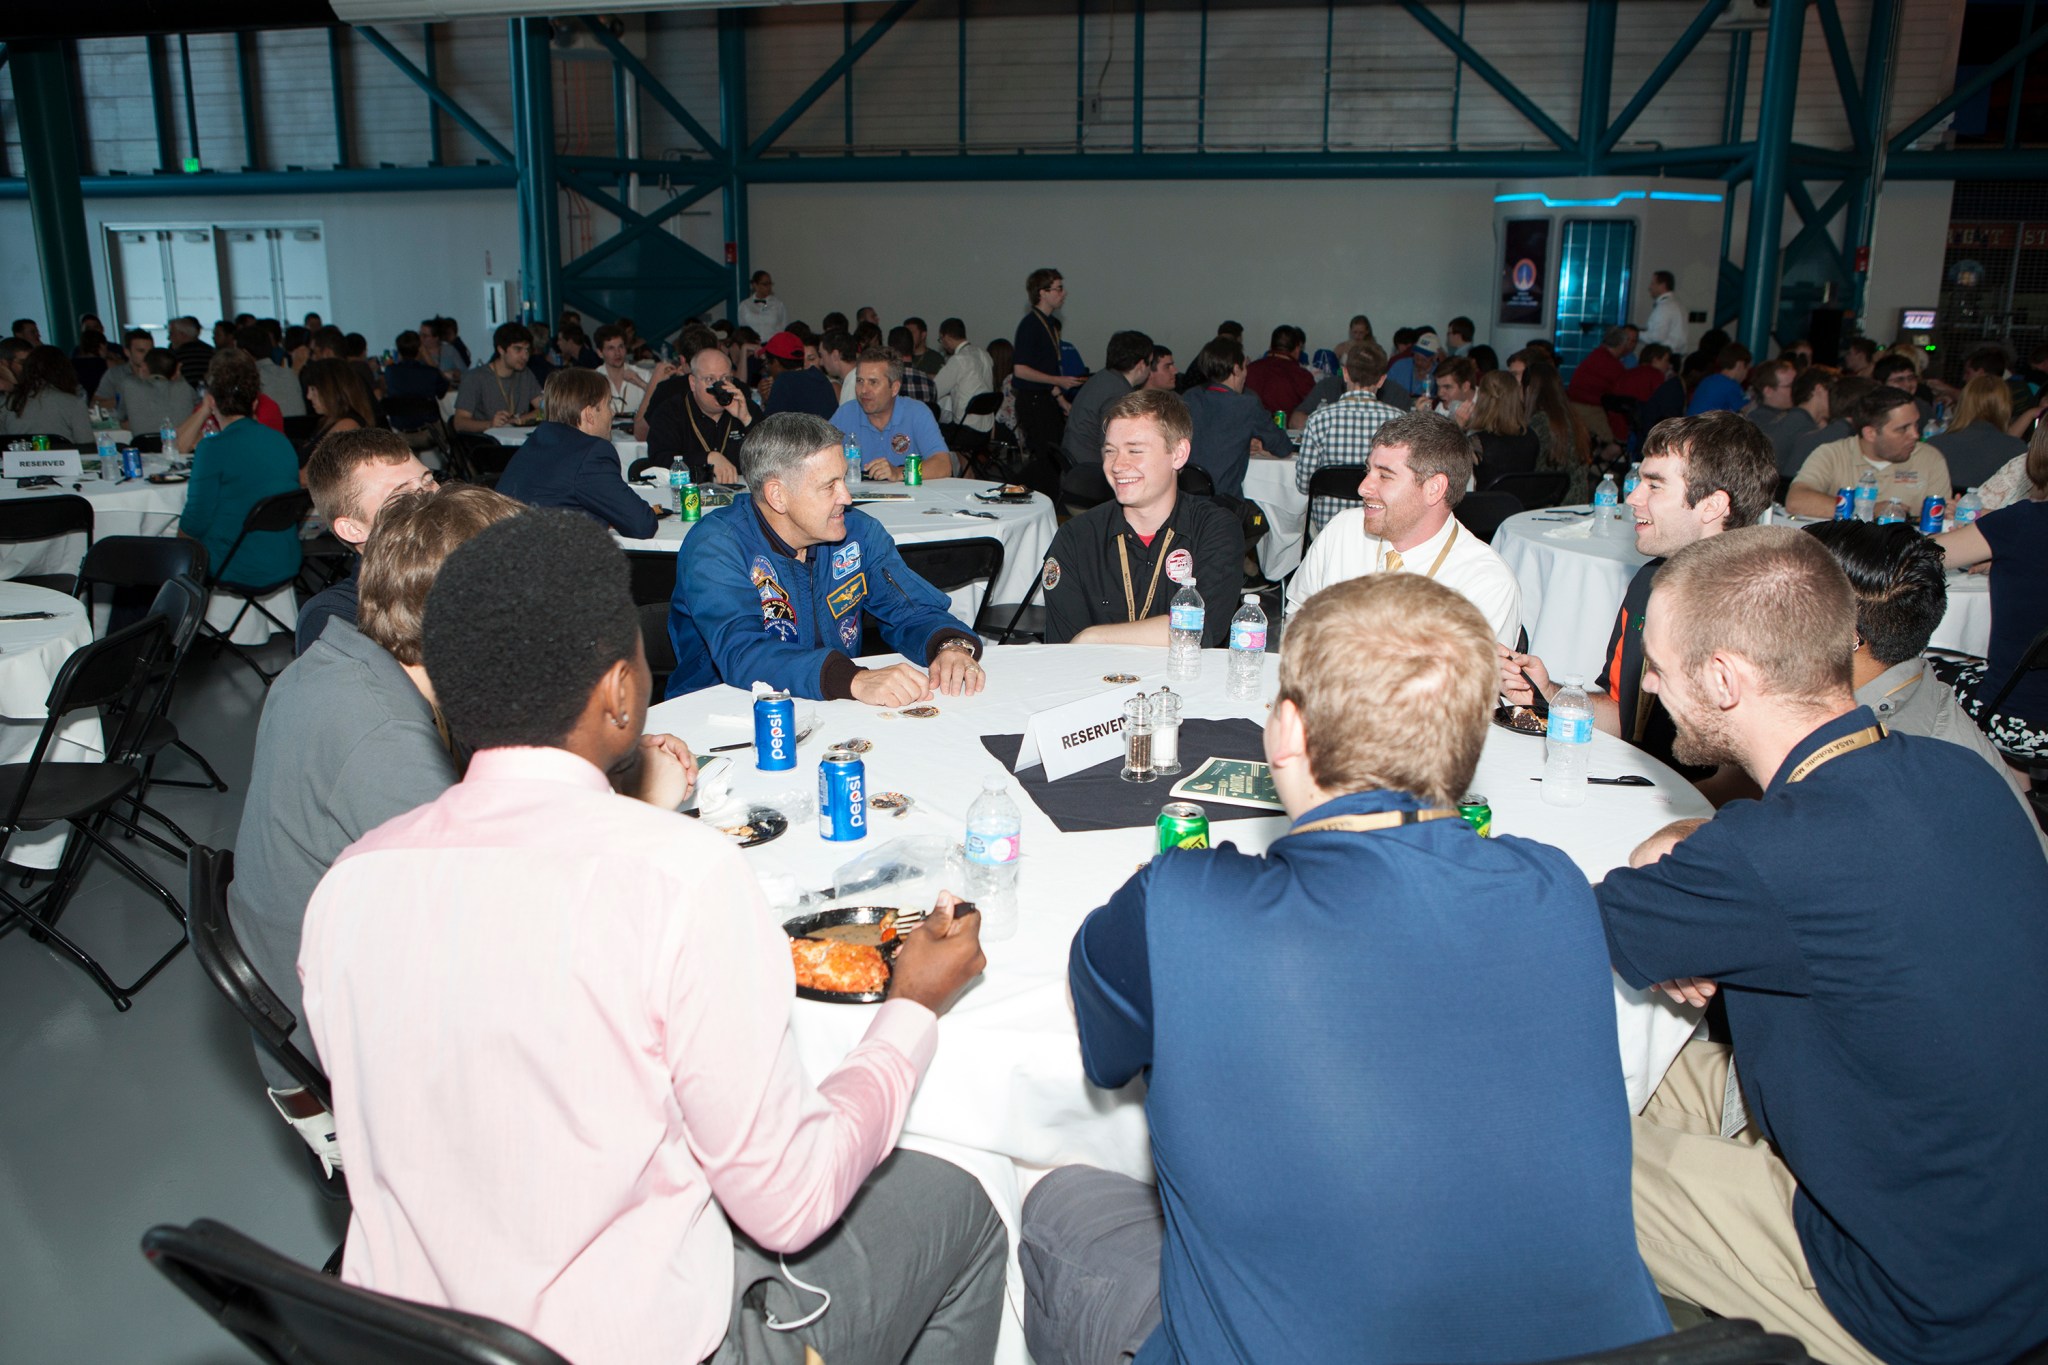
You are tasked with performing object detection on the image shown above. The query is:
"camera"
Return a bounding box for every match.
[707,379,737,405]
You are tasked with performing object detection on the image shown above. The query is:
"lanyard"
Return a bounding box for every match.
[1784,724,1886,784]
[1116,527,1176,623]
[1288,808,1462,837]
[1381,520,1459,578]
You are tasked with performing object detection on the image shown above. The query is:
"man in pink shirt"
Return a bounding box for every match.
[301,509,1003,1365]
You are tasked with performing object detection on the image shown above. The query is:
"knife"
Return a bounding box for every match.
[1526,775,1653,787]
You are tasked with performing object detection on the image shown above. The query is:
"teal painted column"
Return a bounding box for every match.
[511,18,560,325]
[13,41,98,350]
[719,10,749,323]
[1739,0,1807,355]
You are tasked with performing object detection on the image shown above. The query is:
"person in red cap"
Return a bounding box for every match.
[758,330,839,419]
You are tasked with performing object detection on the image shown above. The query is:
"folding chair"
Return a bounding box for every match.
[1453,490,1525,544]
[1483,470,1571,510]
[896,536,1007,636]
[624,550,678,607]
[445,433,514,487]
[202,488,314,686]
[1303,465,1367,550]
[0,616,185,1009]
[142,1219,572,1365]
[0,493,95,592]
[119,575,227,839]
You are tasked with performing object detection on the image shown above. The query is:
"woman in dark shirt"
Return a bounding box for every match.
[1936,430,2048,756]
[1469,370,1539,483]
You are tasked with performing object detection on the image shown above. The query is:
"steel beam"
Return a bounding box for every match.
[2009,1,2037,149]
[749,0,918,161]
[511,18,560,325]
[145,35,176,172]
[560,154,718,178]
[1812,0,1865,151]
[1740,0,1806,354]
[1890,21,2048,153]
[423,24,442,166]
[10,41,99,349]
[579,16,722,160]
[178,35,200,166]
[328,26,350,169]
[558,180,723,279]
[1842,0,1901,321]
[719,8,749,320]
[1398,2,1576,154]
[356,26,514,165]
[1578,0,1615,172]
[1604,0,1729,153]
[235,32,260,170]
[1133,0,1145,155]
[1888,149,2048,178]
[957,0,968,149]
[0,166,517,200]
[739,150,1594,182]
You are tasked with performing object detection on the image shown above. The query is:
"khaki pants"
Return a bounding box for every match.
[1632,1042,1885,1365]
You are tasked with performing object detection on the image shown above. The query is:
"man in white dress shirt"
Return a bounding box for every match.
[933,317,995,431]
[1643,271,1689,354]
[735,270,788,338]
[1286,410,1522,645]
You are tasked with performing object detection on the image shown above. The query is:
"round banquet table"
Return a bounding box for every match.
[0,471,186,581]
[0,582,106,868]
[1493,508,1996,683]
[646,642,1708,1359]
[1241,453,1309,579]
[619,481,1056,622]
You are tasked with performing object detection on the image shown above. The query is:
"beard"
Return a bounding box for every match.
[1666,693,1740,769]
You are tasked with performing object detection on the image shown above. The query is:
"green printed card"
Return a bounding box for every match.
[1168,757,1283,811]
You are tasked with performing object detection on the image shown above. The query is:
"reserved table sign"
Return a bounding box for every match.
[1013,682,1148,782]
[4,449,84,480]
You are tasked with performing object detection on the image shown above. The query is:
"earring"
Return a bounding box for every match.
[611,713,628,729]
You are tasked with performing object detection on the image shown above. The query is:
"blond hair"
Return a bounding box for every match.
[1951,373,2012,436]
[1650,525,1855,707]
[1277,575,1495,806]
[543,365,610,428]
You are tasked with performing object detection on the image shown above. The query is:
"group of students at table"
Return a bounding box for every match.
[222,381,2047,1365]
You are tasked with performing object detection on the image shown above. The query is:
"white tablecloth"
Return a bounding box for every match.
[0,475,186,580]
[1493,509,1996,681]
[485,425,649,482]
[646,642,1708,1357]
[0,583,106,868]
[620,482,1057,623]
[1243,455,1308,579]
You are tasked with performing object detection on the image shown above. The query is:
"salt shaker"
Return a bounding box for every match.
[1151,687,1183,776]
[1120,693,1156,783]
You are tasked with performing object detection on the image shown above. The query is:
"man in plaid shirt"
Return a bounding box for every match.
[891,327,941,410]
[1296,341,1404,534]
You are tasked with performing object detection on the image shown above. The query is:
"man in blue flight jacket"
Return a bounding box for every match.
[666,412,987,704]
[1021,573,1670,1365]
[1596,526,2048,1365]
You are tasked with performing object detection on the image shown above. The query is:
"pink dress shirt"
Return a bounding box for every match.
[300,746,938,1365]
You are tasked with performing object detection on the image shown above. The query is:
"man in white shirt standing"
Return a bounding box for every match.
[735,270,787,338]
[1643,270,1689,354]
[1286,410,1522,645]
[933,318,995,431]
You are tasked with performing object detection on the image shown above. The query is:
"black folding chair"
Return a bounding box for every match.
[943,391,1004,468]
[639,602,677,703]
[123,575,227,827]
[897,536,1006,635]
[0,616,185,1009]
[987,554,1052,646]
[445,433,514,487]
[1418,1319,1812,1364]
[280,413,321,447]
[1484,470,1571,510]
[202,488,314,686]
[624,549,678,607]
[1453,490,1525,544]
[0,493,94,592]
[381,392,442,435]
[1303,465,1367,549]
[142,1219,572,1365]
[187,845,348,1206]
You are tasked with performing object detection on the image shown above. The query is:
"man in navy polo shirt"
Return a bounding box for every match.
[829,345,954,481]
[1598,526,2048,1365]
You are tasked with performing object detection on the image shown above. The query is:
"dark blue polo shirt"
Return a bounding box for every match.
[1597,707,2048,1365]
[760,365,838,420]
[1011,309,1061,397]
[1072,788,1670,1363]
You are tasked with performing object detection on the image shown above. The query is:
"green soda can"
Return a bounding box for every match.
[903,452,923,486]
[1457,794,1492,837]
[680,483,702,522]
[1157,801,1209,853]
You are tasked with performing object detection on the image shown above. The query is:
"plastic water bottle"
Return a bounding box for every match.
[1953,487,1982,527]
[963,778,1021,941]
[96,430,118,470]
[1622,461,1642,500]
[1167,579,1203,682]
[1227,591,1266,700]
[668,456,690,515]
[1592,472,1620,537]
[1853,466,1879,522]
[159,420,178,454]
[1542,677,1593,808]
[844,434,863,486]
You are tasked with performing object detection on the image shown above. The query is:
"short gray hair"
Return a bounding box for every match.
[742,412,842,489]
[855,344,903,386]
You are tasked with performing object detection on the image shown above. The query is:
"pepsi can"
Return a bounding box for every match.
[753,692,797,771]
[1918,495,1947,534]
[120,447,144,480]
[1833,488,1855,521]
[818,748,868,842]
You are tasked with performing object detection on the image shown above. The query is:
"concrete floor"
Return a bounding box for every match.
[0,635,347,1365]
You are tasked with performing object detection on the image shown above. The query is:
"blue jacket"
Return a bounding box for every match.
[495,421,658,539]
[665,495,969,700]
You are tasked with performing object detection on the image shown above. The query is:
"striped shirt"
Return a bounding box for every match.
[1295,389,1404,533]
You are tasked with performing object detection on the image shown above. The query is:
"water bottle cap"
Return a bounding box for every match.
[1243,591,1258,601]
[982,777,1005,792]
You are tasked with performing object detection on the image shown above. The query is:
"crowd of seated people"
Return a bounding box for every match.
[14,264,2048,1365]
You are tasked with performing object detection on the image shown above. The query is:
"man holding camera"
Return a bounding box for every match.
[646,346,758,484]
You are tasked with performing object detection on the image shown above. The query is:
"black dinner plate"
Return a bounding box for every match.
[784,906,903,1004]
[971,487,1034,504]
[717,806,788,848]
[1492,703,1547,736]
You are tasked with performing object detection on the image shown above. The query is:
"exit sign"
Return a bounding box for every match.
[181,157,201,174]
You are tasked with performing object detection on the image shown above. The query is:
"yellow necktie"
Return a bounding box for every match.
[1385,550,1404,573]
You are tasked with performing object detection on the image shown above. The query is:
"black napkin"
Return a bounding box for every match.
[980,718,1275,834]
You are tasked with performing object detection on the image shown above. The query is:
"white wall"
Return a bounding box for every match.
[1862,180,1954,342]
[0,187,519,351]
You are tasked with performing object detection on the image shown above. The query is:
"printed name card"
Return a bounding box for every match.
[1014,683,1148,782]
[4,449,84,480]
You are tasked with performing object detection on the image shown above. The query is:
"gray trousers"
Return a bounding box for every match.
[707,1151,1008,1365]
[1018,1166,1165,1365]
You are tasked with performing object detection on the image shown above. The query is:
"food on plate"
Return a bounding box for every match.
[1496,704,1546,735]
[789,936,889,994]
